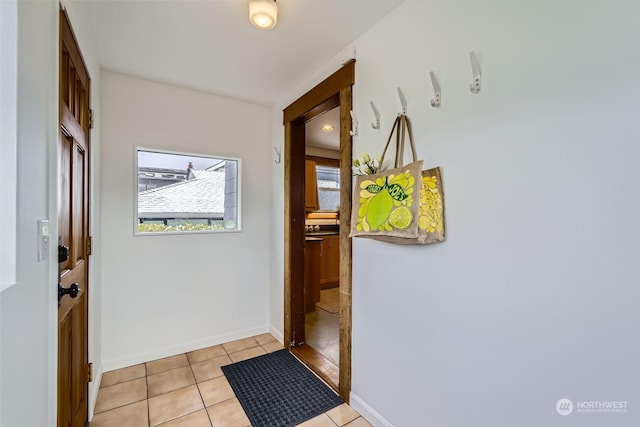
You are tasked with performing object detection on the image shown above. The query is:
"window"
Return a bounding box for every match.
[316,165,340,211]
[135,149,241,234]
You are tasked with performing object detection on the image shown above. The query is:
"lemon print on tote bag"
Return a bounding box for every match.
[350,114,446,245]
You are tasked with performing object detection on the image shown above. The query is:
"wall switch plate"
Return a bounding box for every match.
[38,219,49,262]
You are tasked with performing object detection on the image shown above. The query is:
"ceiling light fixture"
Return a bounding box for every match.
[321,124,334,132]
[249,0,278,30]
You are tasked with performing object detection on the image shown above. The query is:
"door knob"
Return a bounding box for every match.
[58,244,69,263]
[58,283,80,306]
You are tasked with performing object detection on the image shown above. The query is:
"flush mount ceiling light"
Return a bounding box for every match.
[249,0,278,30]
[321,124,334,132]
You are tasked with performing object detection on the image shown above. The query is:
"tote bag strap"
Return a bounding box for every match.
[378,115,401,168]
[401,114,418,166]
[379,114,420,169]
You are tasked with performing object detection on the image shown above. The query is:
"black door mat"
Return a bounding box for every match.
[221,349,343,427]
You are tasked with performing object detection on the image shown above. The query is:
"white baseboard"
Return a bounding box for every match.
[102,325,270,372]
[87,365,103,421]
[269,325,284,344]
[350,393,395,427]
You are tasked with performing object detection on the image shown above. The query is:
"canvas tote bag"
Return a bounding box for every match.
[350,114,423,240]
[351,114,446,245]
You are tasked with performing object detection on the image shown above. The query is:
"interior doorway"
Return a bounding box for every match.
[283,61,354,400]
[304,109,341,368]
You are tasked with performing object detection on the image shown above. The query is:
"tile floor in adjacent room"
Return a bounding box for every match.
[90,333,371,427]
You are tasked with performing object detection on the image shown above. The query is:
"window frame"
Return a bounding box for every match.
[315,164,341,211]
[133,147,242,236]
[0,0,17,291]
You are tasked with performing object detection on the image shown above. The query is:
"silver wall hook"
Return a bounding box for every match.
[369,101,380,129]
[273,146,281,164]
[397,87,407,115]
[349,110,359,137]
[429,71,441,107]
[469,51,481,94]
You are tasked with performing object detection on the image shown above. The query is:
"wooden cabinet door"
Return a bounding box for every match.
[304,240,321,312]
[327,235,340,284]
[318,237,329,286]
[305,160,318,211]
[319,235,340,288]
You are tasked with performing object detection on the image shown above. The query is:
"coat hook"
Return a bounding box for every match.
[397,87,407,115]
[349,110,359,137]
[469,51,481,94]
[369,101,380,129]
[273,146,281,164]
[429,71,441,107]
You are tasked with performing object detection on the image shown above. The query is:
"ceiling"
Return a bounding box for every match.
[70,0,405,106]
[306,106,339,151]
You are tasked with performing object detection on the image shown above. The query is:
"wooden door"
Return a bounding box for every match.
[58,10,91,427]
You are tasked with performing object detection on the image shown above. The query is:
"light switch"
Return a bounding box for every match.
[38,219,49,262]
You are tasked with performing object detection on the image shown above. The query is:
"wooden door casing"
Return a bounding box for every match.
[58,9,90,427]
[283,61,354,399]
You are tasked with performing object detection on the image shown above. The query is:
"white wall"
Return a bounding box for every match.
[101,72,272,370]
[0,0,17,292]
[272,0,640,426]
[60,0,104,417]
[0,1,59,426]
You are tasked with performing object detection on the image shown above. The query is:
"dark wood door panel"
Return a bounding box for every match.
[58,9,90,427]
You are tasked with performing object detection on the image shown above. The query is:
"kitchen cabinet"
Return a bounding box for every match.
[304,239,321,312]
[326,234,340,285]
[319,234,340,288]
[305,160,318,211]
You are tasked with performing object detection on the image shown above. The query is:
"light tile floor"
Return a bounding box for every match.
[90,333,371,427]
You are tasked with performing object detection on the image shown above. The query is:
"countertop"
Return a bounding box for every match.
[305,231,339,237]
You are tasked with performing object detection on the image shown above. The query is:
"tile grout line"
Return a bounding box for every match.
[189,353,213,427]
[93,376,149,415]
[145,362,151,427]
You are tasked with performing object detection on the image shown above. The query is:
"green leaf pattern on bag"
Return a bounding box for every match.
[365,183,384,194]
[355,170,415,232]
[386,183,408,201]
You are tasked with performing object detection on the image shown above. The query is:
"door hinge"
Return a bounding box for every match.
[87,362,93,383]
[87,236,93,256]
[89,109,94,129]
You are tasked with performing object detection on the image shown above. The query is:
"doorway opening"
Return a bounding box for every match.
[304,108,341,369]
[283,61,354,400]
